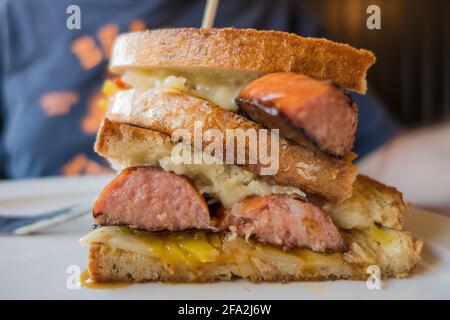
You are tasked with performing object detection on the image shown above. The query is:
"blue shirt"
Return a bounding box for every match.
[0,0,398,179]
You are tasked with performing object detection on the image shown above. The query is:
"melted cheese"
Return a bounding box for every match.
[80,226,330,267]
[81,226,394,271]
[81,226,220,265]
[121,69,257,112]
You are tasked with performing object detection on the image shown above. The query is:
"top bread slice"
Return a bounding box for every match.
[109,28,375,94]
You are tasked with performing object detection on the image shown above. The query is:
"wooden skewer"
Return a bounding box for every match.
[201,0,219,28]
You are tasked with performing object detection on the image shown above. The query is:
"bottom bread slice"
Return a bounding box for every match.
[86,226,422,283]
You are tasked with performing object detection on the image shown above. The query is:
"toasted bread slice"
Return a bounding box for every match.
[110,28,375,94]
[87,226,421,283]
[322,175,408,230]
[95,119,405,230]
[106,89,357,203]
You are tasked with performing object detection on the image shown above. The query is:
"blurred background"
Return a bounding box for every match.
[304,0,450,214]
[306,0,450,128]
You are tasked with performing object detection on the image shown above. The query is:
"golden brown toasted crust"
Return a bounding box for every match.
[95,120,406,230]
[109,28,375,94]
[88,227,422,283]
[106,89,357,203]
[322,175,408,230]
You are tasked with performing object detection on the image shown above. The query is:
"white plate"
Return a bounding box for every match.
[0,175,449,300]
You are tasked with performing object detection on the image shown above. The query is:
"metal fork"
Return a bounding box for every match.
[0,201,92,235]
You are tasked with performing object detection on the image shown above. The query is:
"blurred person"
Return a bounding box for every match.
[0,0,447,211]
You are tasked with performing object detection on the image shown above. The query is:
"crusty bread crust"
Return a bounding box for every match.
[322,175,408,230]
[109,28,375,94]
[95,118,174,160]
[88,227,422,283]
[95,120,406,230]
[106,89,357,203]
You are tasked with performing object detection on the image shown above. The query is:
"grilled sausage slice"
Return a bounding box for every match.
[217,194,346,252]
[93,167,210,231]
[237,72,358,157]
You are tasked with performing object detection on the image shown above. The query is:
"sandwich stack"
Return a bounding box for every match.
[81,28,422,283]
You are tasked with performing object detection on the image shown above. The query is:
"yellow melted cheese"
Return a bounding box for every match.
[366,226,393,245]
[81,227,220,265]
[80,226,343,268]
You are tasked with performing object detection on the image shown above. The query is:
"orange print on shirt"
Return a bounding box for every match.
[81,89,106,135]
[81,79,124,135]
[129,19,146,32]
[61,153,112,176]
[84,160,112,175]
[40,91,79,116]
[97,23,119,59]
[71,35,103,69]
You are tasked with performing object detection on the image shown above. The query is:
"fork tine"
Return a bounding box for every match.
[0,201,93,235]
[0,217,34,233]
